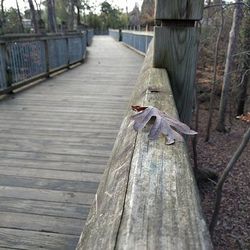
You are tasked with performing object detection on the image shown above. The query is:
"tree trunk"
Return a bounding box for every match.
[47,0,57,32]
[34,0,42,20]
[16,0,24,33]
[0,0,5,33]
[237,0,250,115]
[205,0,224,142]
[216,0,243,132]
[28,0,39,33]
[205,0,212,26]
[68,0,75,30]
[209,127,250,236]
[76,0,81,26]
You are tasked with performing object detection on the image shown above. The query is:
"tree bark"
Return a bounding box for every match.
[209,127,250,236]
[47,0,57,32]
[216,0,243,132]
[237,0,250,115]
[28,0,39,33]
[205,0,224,142]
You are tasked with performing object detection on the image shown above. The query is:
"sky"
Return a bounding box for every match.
[4,0,143,13]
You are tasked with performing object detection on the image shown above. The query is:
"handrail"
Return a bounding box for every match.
[121,29,154,37]
[109,29,153,55]
[76,40,212,249]
[0,31,93,94]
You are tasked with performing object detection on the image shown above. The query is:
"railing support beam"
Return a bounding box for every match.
[153,0,204,124]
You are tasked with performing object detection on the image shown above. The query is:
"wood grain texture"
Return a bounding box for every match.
[153,26,199,124]
[155,0,204,20]
[77,40,212,249]
[76,41,154,250]
[0,36,143,249]
[0,228,79,250]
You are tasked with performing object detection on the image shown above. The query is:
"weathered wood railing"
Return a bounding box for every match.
[109,29,153,55]
[0,31,92,94]
[77,41,212,249]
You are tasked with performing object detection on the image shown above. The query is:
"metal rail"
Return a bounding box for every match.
[109,29,153,55]
[0,30,93,94]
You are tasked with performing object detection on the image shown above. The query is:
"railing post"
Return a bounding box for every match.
[3,42,13,89]
[66,37,70,68]
[44,38,50,78]
[82,33,86,62]
[119,29,122,42]
[153,0,204,124]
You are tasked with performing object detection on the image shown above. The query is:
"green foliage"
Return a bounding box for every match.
[55,0,68,25]
[2,7,23,33]
[85,1,128,32]
[0,0,128,34]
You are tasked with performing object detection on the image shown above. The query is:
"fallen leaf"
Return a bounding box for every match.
[236,112,250,123]
[131,105,147,112]
[131,106,197,145]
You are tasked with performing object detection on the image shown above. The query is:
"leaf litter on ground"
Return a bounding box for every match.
[131,105,197,145]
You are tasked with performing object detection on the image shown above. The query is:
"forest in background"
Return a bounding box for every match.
[0,0,154,35]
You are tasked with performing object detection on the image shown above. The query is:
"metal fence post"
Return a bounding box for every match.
[44,38,50,78]
[3,42,12,88]
[66,37,70,68]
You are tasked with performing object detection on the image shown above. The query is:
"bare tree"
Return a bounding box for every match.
[209,127,250,236]
[16,0,24,33]
[216,0,243,132]
[205,0,224,142]
[34,0,42,20]
[76,0,81,25]
[28,0,39,33]
[68,0,75,30]
[47,0,57,32]
[0,0,5,30]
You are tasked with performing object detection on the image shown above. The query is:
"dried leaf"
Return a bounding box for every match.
[131,105,147,112]
[131,106,197,145]
[236,112,250,123]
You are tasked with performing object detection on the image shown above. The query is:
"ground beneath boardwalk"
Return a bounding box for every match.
[190,100,249,250]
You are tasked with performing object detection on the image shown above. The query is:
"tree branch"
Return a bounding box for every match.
[209,127,250,236]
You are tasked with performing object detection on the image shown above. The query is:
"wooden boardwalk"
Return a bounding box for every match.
[0,36,143,249]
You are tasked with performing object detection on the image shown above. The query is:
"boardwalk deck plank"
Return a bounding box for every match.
[0,36,143,249]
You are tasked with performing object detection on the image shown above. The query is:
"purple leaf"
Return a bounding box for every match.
[131,106,197,145]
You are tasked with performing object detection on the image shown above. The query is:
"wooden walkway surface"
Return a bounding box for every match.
[0,36,143,249]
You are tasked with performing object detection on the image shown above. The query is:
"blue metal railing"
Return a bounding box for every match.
[0,32,89,94]
[109,29,121,42]
[109,29,153,55]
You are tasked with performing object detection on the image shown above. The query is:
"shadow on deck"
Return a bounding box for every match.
[0,36,143,249]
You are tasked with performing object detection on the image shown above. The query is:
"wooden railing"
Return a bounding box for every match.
[77,41,212,250]
[0,31,93,95]
[109,29,153,55]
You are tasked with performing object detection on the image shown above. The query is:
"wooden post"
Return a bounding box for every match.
[153,0,204,124]
[44,39,50,78]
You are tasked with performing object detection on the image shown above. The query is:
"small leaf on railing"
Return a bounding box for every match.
[131,105,197,145]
